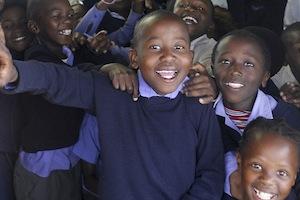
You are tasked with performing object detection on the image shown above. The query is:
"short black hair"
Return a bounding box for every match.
[212,29,271,72]
[0,1,26,20]
[26,0,45,20]
[240,117,300,161]
[131,10,188,48]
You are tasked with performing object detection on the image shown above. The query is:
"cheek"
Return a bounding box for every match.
[278,180,295,198]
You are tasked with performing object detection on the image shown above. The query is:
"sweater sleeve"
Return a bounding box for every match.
[182,103,225,200]
[9,60,95,112]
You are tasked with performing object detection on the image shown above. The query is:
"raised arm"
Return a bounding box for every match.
[0,25,18,87]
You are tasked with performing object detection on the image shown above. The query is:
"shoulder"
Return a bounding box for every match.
[273,99,300,131]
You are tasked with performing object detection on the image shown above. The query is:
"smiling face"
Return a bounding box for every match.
[29,0,74,50]
[1,5,33,52]
[173,0,214,40]
[238,133,299,200]
[213,35,270,110]
[130,16,193,95]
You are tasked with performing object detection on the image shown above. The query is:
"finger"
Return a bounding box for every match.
[131,76,139,101]
[198,96,215,104]
[118,75,127,91]
[111,74,120,89]
[191,63,209,74]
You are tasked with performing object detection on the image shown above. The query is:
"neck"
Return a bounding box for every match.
[38,38,66,59]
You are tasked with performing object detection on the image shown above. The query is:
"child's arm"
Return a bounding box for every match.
[100,63,139,101]
[280,82,300,108]
[182,63,218,104]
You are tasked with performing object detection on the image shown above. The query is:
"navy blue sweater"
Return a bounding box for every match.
[11,60,225,200]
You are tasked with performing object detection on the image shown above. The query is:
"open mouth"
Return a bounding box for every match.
[254,187,277,200]
[225,82,244,89]
[59,29,72,36]
[13,36,26,42]
[182,16,198,25]
[156,70,178,80]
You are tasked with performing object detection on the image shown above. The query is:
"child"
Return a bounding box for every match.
[229,117,300,200]
[1,2,33,59]
[211,29,300,198]
[0,2,32,199]
[272,22,300,108]
[173,0,216,74]
[0,10,225,200]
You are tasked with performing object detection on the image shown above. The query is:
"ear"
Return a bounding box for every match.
[129,49,139,70]
[27,20,40,34]
[261,71,270,88]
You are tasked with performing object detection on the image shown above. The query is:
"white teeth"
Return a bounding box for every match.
[14,36,26,42]
[226,82,244,89]
[59,29,72,36]
[254,188,276,200]
[156,70,177,79]
[182,16,198,24]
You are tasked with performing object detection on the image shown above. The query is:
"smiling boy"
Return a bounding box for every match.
[0,10,224,200]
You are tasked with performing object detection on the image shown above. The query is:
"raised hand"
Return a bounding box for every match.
[0,24,18,87]
[87,30,112,54]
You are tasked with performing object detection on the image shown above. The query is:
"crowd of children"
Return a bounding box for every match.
[0,0,299,200]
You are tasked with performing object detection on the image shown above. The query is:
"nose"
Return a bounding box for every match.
[230,62,243,77]
[160,48,175,62]
[259,171,275,186]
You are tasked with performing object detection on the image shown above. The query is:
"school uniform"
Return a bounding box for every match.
[214,90,300,199]
[14,44,84,200]
[9,60,225,200]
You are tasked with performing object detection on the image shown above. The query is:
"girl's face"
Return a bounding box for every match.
[1,6,33,52]
[213,36,270,110]
[237,133,299,200]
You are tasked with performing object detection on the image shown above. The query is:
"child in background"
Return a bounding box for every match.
[74,0,145,64]
[1,2,33,59]
[0,10,225,200]
[228,117,300,200]
[272,22,300,108]
[173,0,216,75]
[0,2,32,200]
[211,29,300,199]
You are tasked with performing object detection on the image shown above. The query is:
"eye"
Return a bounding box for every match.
[195,6,205,11]
[174,45,185,51]
[220,59,230,65]
[277,170,289,177]
[1,22,12,30]
[149,45,161,50]
[250,163,262,171]
[244,62,254,67]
